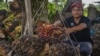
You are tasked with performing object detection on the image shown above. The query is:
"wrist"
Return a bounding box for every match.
[71,27,76,32]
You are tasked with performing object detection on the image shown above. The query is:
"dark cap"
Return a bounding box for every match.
[71,2,82,9]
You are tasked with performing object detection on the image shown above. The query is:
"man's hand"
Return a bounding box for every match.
[64,28,74,34]
[53,20,63,27]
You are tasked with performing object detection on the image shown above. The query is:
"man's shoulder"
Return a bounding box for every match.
[66,16,73,19]
[65,16,73,21]
[81,16,90,21]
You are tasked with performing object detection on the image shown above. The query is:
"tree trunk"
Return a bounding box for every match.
[24,0,33,35]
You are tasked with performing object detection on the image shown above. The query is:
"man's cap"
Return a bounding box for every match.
[71,2,82,9]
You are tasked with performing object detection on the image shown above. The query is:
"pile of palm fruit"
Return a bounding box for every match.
[7,23,79,56]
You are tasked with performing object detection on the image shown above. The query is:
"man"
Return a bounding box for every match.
[54,2,93,56]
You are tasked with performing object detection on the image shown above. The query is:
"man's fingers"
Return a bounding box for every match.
[65,28,70,34]
[65,28,74,34]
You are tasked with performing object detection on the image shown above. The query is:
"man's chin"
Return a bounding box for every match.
[74,16,81,18]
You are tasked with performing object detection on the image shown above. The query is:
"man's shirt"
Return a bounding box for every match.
[64,16,93,44]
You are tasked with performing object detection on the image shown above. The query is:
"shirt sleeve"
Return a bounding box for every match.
[81,18,91,28]
[64,17,75,28]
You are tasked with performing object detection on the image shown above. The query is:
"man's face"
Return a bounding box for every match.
[72,7,82,18]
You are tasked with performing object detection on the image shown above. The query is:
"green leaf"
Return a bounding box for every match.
[0,2,8,10]
[0,0,4,2]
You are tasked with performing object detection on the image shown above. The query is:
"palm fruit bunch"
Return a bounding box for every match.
[8,35,46,56]
[37,24,54,38]
[37,23,65,42]
[48,43,79,56]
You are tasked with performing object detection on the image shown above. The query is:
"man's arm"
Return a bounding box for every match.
[71,23,87,31]
[54,20,88,34]
[72,18,90,32]
[65,18,91,34]
[65,23,87,34]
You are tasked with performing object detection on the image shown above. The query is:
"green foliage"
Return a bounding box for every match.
[0,0,3,2]
[58,0,67,11]
[47,2,56,22]
[3,14,15,27]
[96,5,100,11]
[0,1,8,10]
[3,13,21,41]
[4,14,15,22]
[47,0,67,22]
[83,8,88,17]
